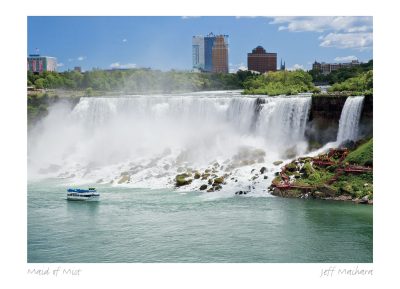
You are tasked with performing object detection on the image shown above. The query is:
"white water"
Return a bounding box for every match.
[336,96,365,144]
[28,91,312,196]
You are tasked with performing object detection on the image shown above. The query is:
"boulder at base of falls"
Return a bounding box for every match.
[118,175,130,184]
[273,161,283,166]
[175,173,193,187]
[199,184,208,191]
[235,190,249,195]
[260,167,267,174]
[213,177,224,184]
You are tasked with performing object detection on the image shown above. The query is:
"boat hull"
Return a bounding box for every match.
[67,194,100,201]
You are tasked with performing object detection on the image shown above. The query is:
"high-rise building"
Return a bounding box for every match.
[212,35,229,73]
[247,46,277,73]
[192,33,229,73]
[204,33,215,72]
[192,36,205,71]
[27,54,57,73]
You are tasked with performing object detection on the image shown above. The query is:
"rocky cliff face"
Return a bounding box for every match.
[306,95,373,145]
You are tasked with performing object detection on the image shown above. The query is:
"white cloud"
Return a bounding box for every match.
[269,16,372,33]
[122,38,127,42]
[181,16,201,20]
[77,56,86,61]
[110,62,137,69]
[57,63,64,67]
[334,55,358,62]
[288,64,305,71]
[229,63,247,73]
[235,16,259,19]
[269,16,372,50]
[320,32,372,50]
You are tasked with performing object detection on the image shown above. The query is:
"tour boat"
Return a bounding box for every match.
[67,188,100,201]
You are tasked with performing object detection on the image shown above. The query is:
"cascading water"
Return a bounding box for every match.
[28,91,312,195]
[336,96,365,144]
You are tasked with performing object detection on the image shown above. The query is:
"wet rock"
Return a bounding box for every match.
[118,175,130,184]
[208,179,213,185]
[213,177,224,184]
[260,167,267,174]
[360,195,369,204]
[194,172,201,179]
[207,188,214,192]
[273,161,283,166]
[251,169,255,173]
[235,190,249,195]
[199,184,208,191]
[264,175,268,180]
[201,173,210,180]
[175,173,192,187]
[334,195,352,201]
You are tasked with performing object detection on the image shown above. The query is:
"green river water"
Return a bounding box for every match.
[28,179,372,263]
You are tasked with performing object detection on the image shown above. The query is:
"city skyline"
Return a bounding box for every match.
[28,16,373,72]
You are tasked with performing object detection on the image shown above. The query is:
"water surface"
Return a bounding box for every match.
[28,180,372,263]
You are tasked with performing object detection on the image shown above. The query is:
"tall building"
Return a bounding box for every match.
[212,35,229,73]
[192,33,229,73]
[204,33,216,72]
[27,54,57,73]
[192,36,205,71]
[247,46,277,73]
[312,59,360,74]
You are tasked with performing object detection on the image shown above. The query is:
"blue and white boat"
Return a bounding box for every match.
[67,188,100,201]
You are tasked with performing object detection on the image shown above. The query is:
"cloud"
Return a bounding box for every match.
[269,16,372,50]
[334,55,358,62]
[288,64,305,71]
[57,63,64,67]
[122,38,127,42]
[229,63,247,73]
[110,62,137,69]
[320,33,372,50]
[269,16,372,33]
[235,16,259,19]
[181,16,201,20]
[77,56,86,61]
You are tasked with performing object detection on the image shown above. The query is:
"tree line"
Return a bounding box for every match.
[27,69,256,94]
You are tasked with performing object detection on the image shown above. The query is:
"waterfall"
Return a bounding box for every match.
[28,91,312,190]
[336,96,365,144]
[256,97,311,148]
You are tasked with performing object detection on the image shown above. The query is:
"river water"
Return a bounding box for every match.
[28,179,372,263]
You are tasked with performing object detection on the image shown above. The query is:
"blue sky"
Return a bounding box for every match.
[28,16,373,72]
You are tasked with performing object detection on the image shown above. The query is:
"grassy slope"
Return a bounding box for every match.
[345,138,373,166]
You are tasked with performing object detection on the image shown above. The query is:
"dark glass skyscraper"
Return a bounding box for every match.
[204,33,215,72]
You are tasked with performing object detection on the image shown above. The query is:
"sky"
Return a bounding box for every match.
[27,16,373,72]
